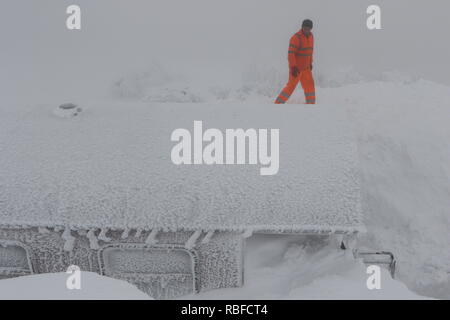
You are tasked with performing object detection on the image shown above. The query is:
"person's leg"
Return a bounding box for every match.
[275,71,300,104]
[299,69,316,104]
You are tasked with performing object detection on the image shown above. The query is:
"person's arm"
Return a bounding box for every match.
[310,34,314,70]
[288,35,299,76]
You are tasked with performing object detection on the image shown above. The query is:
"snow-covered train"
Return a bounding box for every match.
[0,102,374,298]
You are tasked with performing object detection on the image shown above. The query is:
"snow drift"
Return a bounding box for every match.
[182,234,429,300]
[0,271,151,300]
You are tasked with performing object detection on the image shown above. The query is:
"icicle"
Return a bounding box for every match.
[38,227,50,234]
[201,230,215,244]
[87,229,100,250]
[62,227,76,252]
[134,228,143,238]
[98,228,111,242]
[242,228,253,238]
[145,228,159,245]
[77,229,87,236]
[185,230,202,249]
[121,228,130,239]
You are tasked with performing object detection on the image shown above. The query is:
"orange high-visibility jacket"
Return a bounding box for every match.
[288,30,314,71]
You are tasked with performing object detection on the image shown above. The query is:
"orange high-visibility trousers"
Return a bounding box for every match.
[275,69,316,104]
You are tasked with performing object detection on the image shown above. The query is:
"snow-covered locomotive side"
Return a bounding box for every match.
[0,228,243,299]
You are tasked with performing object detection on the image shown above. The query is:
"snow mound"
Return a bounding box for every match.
[182,234,428,300]
[111,64,173,100]
[319,80,450,299]
[110,65,412,103]
[0,272,151,300]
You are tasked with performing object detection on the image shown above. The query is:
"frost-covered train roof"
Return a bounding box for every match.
[0,102,364,233]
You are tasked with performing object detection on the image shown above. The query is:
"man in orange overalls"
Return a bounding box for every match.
[275,19,315,104]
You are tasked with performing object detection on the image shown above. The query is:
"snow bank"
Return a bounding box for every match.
[0,102,363,233]
[318,79,450,299]
[0,272,151,300]
[110,62,281,104]
[108,65,416,104]
[182,234,428,300]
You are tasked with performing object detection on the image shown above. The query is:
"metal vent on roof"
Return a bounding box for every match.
[54,103,83,118]
[59,103,77,110]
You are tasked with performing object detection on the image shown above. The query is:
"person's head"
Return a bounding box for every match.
[302,19,313,35]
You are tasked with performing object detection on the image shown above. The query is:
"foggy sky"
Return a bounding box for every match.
[1,0,449,101]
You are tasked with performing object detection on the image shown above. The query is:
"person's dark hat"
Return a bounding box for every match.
[302,19,313,29]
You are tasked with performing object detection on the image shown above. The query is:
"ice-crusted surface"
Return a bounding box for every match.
[0,102,363,233]
[0,228,243,299]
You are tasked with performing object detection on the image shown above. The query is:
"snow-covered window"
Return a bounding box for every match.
[0,241,33,279]
[98,244,197,299]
